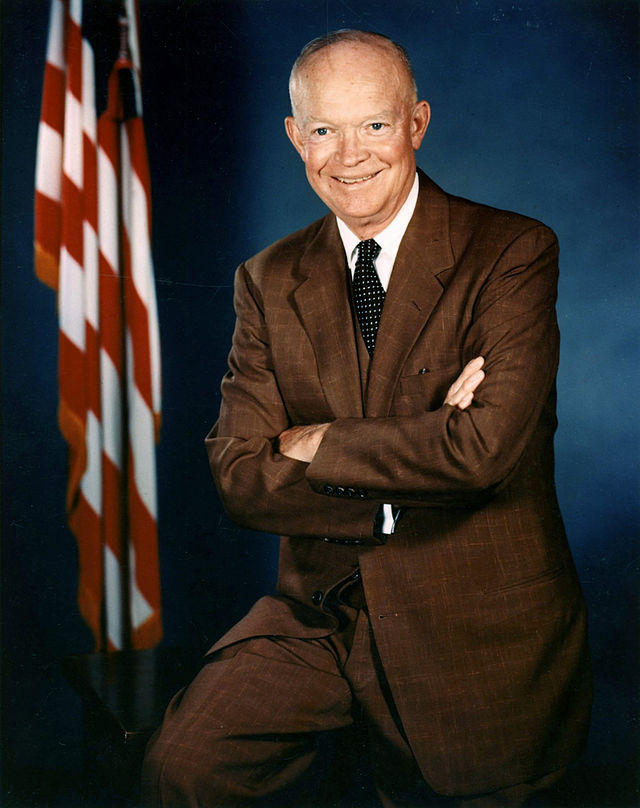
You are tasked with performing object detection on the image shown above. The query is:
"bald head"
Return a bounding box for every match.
[289,30,418,120]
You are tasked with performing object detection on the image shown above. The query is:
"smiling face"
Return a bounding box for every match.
[285,41,430,239]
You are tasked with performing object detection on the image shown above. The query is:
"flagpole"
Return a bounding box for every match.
[116,11,133,650]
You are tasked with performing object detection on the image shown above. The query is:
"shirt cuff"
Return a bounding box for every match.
[380,503,401,535]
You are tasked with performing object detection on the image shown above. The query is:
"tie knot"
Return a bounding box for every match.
[356,239,381,265]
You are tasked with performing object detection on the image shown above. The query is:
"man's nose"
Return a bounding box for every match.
[336,129,368,165]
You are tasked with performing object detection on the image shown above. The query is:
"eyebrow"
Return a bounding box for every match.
[303,109,398,127]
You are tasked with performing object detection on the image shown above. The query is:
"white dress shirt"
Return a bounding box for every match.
[335,173,420,534]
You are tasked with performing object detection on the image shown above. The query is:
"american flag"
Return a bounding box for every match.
[34,0,162,651]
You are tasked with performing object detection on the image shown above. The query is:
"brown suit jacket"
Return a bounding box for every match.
[206,170,591,795]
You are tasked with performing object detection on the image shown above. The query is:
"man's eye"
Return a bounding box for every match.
[370,122,385,131]
[315,127,328,136]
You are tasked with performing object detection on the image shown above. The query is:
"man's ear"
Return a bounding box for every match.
[410,101,431,150]
[285,116,305,157]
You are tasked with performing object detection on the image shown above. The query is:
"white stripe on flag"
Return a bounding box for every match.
[104,544,123,649]
[97,147,119,272]
[80,411,102,515]
[129,544,154,630]
[69,0,82,26]
[62,90,83,189]
[58,247,86,350]
[100,349,123,469]
[126,332,157,518]
[35,122,63,201]
[82,39,96,143]
[83,221,99,330]
[46,0,66,70]
[128,169,155,304]
[120,132,155,309]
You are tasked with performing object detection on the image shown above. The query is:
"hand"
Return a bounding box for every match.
[278,422,330,463]
[444,356,485,410]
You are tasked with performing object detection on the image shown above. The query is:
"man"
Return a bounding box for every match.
[143,30,591,807]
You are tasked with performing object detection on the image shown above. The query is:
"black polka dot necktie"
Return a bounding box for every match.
[353,239,384,356]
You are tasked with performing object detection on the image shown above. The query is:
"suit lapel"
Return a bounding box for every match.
[366,172,455,416]
[293,216,364,418]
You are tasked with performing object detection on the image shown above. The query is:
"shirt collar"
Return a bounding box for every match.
[336,172,420,276]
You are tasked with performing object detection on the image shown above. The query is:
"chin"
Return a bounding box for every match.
[338,204,383,225]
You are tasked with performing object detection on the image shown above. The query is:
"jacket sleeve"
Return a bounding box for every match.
[306,224,561,506]
[206,263,381,541]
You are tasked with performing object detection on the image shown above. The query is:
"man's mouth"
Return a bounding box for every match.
[334,172,378,185]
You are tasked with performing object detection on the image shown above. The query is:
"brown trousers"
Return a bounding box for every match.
[142,595,564,807]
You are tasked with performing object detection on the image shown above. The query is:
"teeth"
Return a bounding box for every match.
[336,174,375,184]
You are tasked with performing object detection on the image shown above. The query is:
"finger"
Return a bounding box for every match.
[466,355,485,370]
[448,356,485,397]
[448,389,472,407]
[445,385,462,406]
[445,389,464,407]
[456,391,474,410]
[447,371,482,404]
[459,355,485,380]
[460,369,485,394]
[446,370,485,407]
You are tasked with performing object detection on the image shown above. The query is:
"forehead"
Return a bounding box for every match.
[294,43,409,121]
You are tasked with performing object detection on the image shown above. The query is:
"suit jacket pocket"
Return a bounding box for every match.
[482,562,568,596]
[397,361,461,411]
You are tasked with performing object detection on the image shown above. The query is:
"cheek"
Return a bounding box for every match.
[380,137,414,164]
[302,144,331,172]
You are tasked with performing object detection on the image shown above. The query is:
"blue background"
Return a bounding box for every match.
[2,0,638,803]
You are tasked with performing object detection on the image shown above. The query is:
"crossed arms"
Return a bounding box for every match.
[278,356,485,463]
[206,222,560,540]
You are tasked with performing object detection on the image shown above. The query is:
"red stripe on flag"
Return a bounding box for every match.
[127,454,162,647]
[84,132,98,231]
[58,332,87,424]
[128,480,161,599]
[34,192,62,288]
[35,192,62,258]
[65,17,83,102]
[60,175,84,266]
[41,63,66,133]
[70,493,103,639]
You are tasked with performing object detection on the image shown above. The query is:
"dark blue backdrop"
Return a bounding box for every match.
[2,0,638,803]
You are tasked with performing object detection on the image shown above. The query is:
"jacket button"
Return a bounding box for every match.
[346,487,356,497]
[336,486,345,497]
[323,484,334,495]
[357,489,368,498]
[311,590,324,606]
